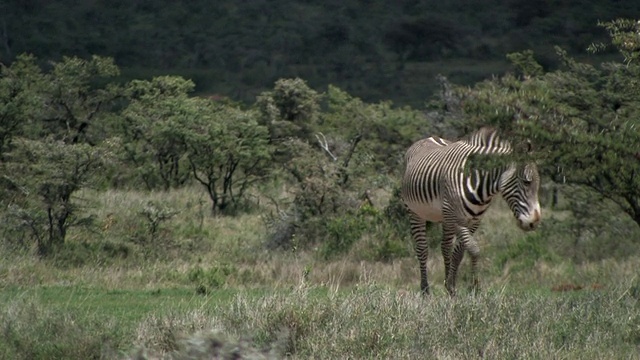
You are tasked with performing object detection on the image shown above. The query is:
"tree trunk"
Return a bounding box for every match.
[551,187,558,209]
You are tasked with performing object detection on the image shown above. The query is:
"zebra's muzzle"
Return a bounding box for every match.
[517,208,541,231]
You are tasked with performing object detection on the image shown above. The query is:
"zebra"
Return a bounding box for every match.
[401,127,541,296]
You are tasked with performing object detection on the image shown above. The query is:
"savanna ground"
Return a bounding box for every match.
[1,185,639,359]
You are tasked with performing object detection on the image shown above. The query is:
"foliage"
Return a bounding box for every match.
[261,84,431,257]
[260,84,433,258]
[319,207,373,260]
[0,54,120,156]
[0,55,43,159]
[27,55,121,144]
[118,75,275,213]
[119,76,197,190]
[589,19,640,64]
[506,50,544,78]
[263,137,356,250]
[256,77,322,143]
[451,21,640,227]
[536,186,640,263]
[186,264,237,293]
[0,55,123,256]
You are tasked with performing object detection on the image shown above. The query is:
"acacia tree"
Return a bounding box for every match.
[120,76,196,190]
[186,104,273,215]
[0,54,121,255]
[119,76,274,210]
[320,85,432,173]
[453,19,640,227]
[3,139,114,256]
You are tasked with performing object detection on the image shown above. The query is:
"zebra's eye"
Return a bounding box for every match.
[522,178,532,186]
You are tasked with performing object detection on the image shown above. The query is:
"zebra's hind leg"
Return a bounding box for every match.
[441,223,457,296]
[410,214,430,295]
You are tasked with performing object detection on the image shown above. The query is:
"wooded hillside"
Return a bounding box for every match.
[3,0,639,105]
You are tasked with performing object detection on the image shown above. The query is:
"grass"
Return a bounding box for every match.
[1,280,638,359]
[1,186,639,358]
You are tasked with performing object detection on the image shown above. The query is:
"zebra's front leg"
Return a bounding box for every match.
[445,240,465,296]
[455,227,481,294]
[410,214,431,294]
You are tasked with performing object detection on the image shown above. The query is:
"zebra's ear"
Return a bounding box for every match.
[526,139,533,153]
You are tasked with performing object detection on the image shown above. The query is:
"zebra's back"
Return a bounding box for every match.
[401,136,469,223]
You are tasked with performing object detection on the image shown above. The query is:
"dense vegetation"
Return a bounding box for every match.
[0,8,639,358]
[3,0,640,106]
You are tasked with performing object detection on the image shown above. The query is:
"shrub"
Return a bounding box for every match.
[372,239,411,263]
[493,231,560,273]
[319,213,369,260]
[187,264,237,293]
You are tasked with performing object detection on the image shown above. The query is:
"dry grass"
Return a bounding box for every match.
[210,279,639,359]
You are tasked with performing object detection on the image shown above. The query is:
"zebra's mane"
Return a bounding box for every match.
[461,127,512,155]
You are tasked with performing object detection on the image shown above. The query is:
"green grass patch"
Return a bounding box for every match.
[0,285,253,359]
[0,285,235,323]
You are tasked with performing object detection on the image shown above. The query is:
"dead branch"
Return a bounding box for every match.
[315,132,337,161]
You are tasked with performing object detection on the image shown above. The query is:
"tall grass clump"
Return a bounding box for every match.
[0,296,124,359]
[209,281,640,359]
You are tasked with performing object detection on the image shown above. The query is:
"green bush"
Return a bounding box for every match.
[493,231,560,272]
[319,214,368,260]
[187,264,237,293]
[372,239,411,263]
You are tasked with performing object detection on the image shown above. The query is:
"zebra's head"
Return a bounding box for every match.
[501,163,541,231]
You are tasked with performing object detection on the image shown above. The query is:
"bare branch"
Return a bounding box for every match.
[315,132,337,161]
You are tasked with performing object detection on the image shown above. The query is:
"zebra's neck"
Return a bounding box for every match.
[462,167,508,207]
